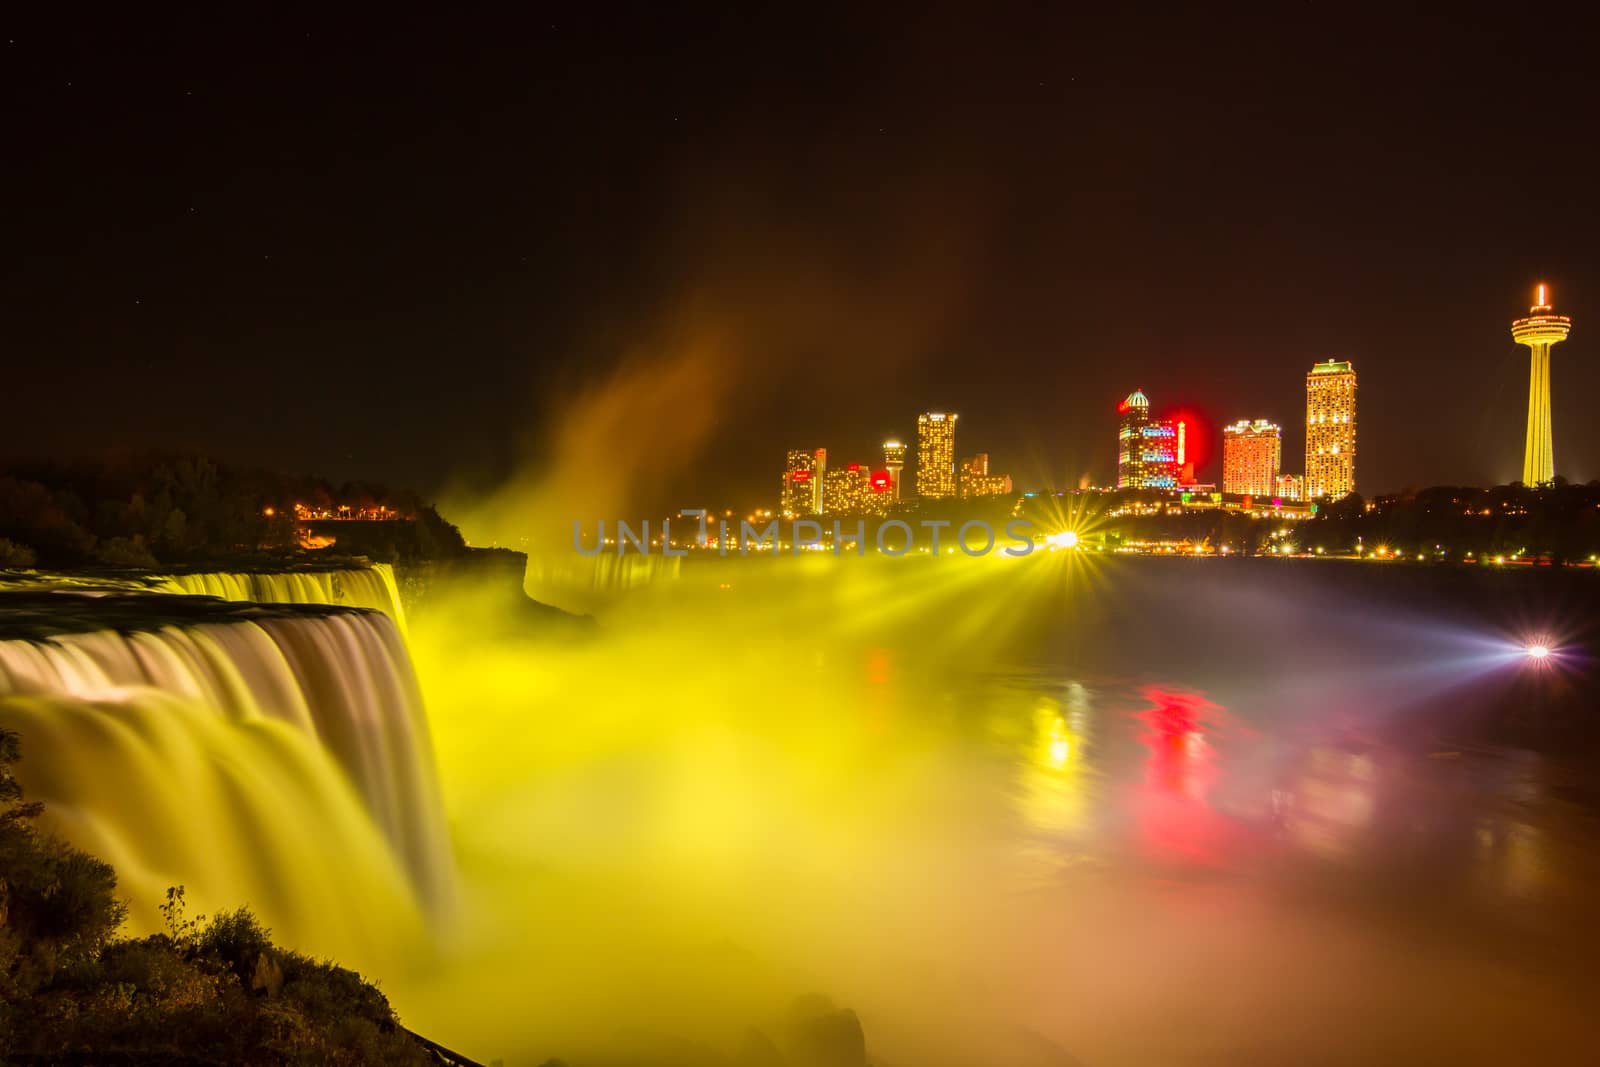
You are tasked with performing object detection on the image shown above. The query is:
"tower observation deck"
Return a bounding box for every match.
[1511,284,1572,486]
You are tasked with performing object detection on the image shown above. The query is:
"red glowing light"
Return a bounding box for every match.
[847,463,861,472]
[1131,686,1233,866]
[792,470,811,483]
[1168,408,1210,473]
[869,470,892,492]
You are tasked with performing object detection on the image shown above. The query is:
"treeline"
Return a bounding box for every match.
[0,454,465,569]
[1019,481,1600,561]
[0,726,437,1063]
[1309,481,1600,562]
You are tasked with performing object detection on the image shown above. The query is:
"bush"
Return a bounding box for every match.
[0,727,435,1064]
[0,537,36,568]
[92,535,161,568]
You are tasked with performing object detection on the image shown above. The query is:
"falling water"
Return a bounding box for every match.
[155,563,408,631]
[0,593,451,964]
[524,552,681,614]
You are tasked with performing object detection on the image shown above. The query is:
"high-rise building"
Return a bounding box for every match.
[1511,284,1572,486]
[1116,390,1179,489]
[916,413,958,498]
[781,449,824,517]
[1305,360,1356,499]
[1275,473,1304,501]
[1222,419,1282,496]
[958,454,1014,498]
[824,463,874,514]
[882,439,907,501]
[1117,390,1150,488]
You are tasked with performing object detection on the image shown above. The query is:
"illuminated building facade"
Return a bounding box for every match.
[882,439,907,501]
[1116,390,1179,489]
[1275,473,1304,501]
[916,413,958,498]
[824,463,874,514]
[958,453,1014,498]
[1511,284,1572,486]
[1117,390,1149,488]
[1305,360,1356,499]
[1221,419,1281,496]
[781,448,824,517]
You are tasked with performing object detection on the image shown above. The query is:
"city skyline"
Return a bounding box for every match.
[6,11,1597,511]
[782,410,1017,516]
[771,285,1581,515]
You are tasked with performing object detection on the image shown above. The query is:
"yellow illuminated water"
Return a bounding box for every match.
[4,554,1599,1064]
[387,553,1600,1065]
[0,573,448,969]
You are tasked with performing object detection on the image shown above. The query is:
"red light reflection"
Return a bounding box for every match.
[1131,686,1231,865]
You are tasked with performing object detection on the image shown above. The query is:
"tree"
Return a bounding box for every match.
[0,726,435,1063]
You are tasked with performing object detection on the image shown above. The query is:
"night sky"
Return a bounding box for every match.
[6,8,1598,511]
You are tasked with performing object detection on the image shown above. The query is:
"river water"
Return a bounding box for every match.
[396,554,1600,1064]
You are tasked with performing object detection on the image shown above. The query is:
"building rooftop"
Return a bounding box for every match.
[1309,359,1354,375]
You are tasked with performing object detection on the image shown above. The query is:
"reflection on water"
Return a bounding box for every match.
[397,556,1600,1065]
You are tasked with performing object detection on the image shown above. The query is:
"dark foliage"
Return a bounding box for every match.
[0,726,435,1065]
[1017,482,1600,562]
[0,453,465,569]
[1306,481,1600,563]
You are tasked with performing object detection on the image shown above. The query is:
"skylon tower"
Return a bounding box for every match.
[1511,284,1572,486]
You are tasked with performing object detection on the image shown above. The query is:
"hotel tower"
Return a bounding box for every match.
[781,448,825,517]
[1116,390,1179,489]
[1511,284,1572,486]
[1305,360,1356,500]
[916,413,958,498]
[1222,419,1281,497]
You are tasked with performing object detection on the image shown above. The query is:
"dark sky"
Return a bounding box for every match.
[5,7,1597,510]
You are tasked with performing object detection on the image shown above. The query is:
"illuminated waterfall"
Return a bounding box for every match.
[525,553,681,614]
[155,563,408,630]
[0,600,451,963]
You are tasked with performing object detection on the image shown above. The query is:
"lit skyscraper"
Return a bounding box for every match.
[958,454,1014,498]
[781,449,824,517]
[1511,284,1572,486]
[1117,390,1150,488]
[824,463,873,514]
[916,413,958,498]
[882,439,907,501]
[1305,360,1356,499]
[1116,390,1178,489]
[1222,419,1281,496]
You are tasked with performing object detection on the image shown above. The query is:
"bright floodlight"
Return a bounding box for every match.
[1047,531,1079,549]
[1526,644,1551,660]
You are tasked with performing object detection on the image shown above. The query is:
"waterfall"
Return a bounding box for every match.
[0,597,451,963]
[525,553,681,614]
[154,563,408,632]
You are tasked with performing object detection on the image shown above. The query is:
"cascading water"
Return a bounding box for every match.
[154,563,408,632]
[0,587,450,967]
[525,552,681,614]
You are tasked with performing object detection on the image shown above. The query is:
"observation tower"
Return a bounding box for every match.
[1511,284,1572,486]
